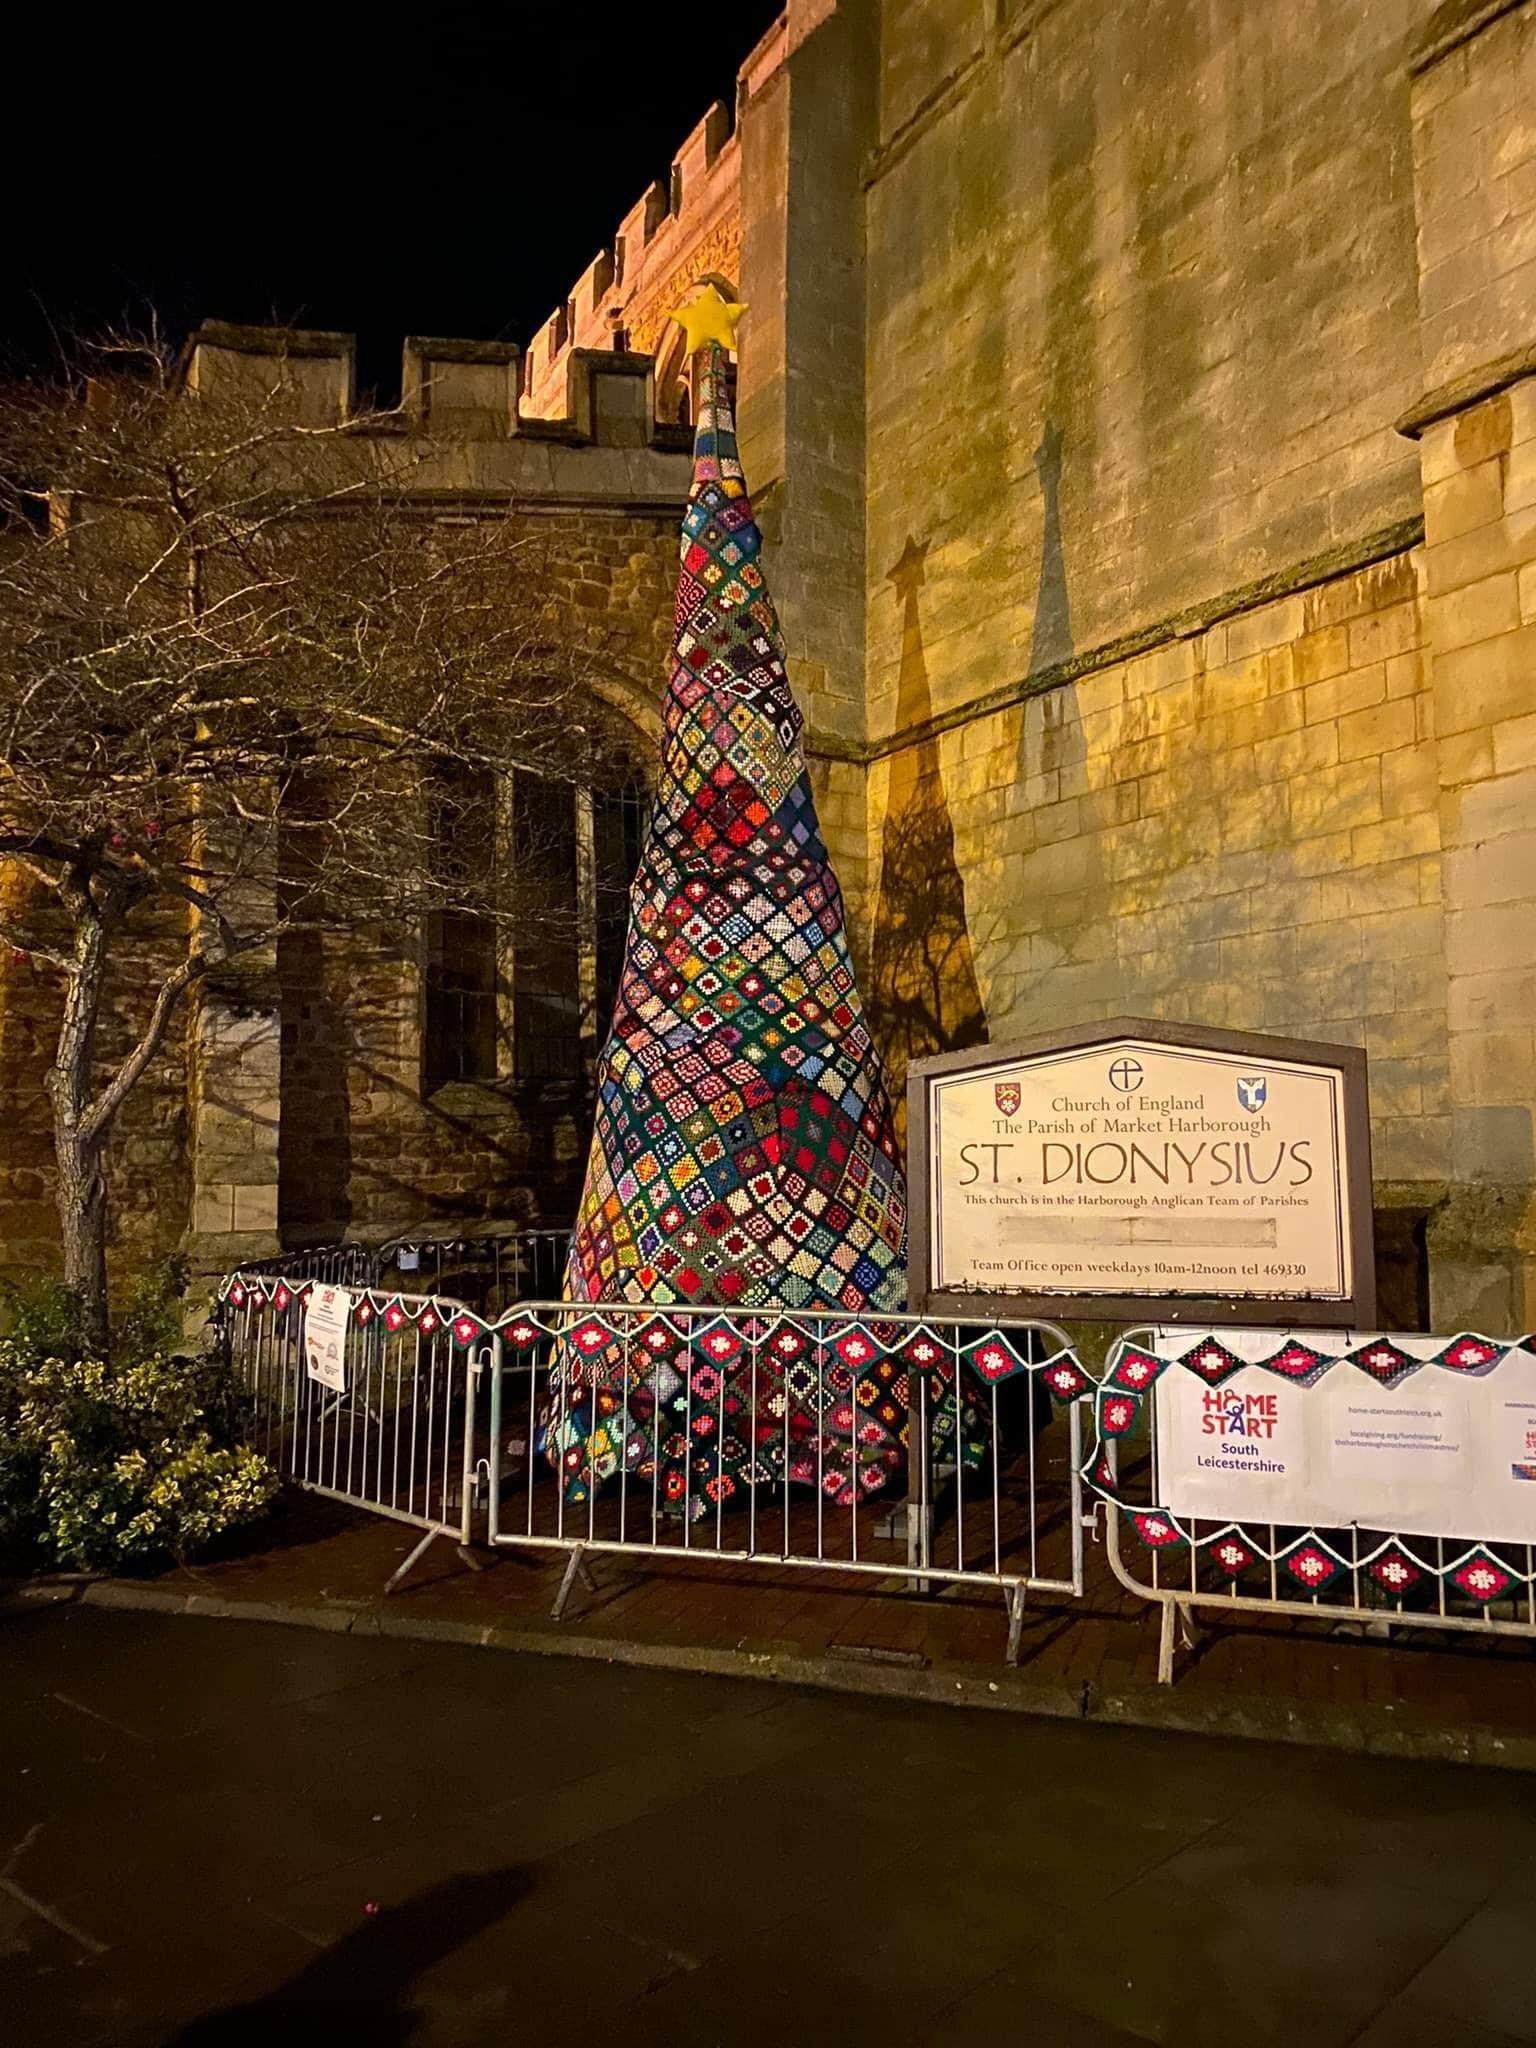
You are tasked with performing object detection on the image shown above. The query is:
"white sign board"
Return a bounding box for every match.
[1154,1334,1536,1544]
[304,1284,353,1394]
[927,1037,1355,1304]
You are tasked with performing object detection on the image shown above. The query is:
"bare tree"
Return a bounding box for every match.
[0,334,623,1348]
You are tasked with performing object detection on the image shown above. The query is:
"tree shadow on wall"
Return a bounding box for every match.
[870,536,989,1127]
[164,1865,535,2045]
[1028,419,1073,677]
[1015,415,1085,872]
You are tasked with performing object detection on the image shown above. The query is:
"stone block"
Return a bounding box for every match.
[1347,602,1420,669]
[1427,510,1536,600]
[230,1184,279,1234]
[1351,814,1441,864]
[1432,626,1536,732]
[1293,625,1352,686]
[1507,436,1536,514]
[1347,859,1426,915]
[1361,905,1442,960]
[1447,900,1536,976]
[1366,1008,1446,1060]
[1371,1113,1452,1182]
[1252,723,1340,784]
[1492,711,1536,772]
[1452,1104,1536,1185]
[193,1185,235,1237]
[1444,828,1536,908]
[1428,568,1523,650]
[1303,666,1386,725]
[1446,763,1536,844]
[1370,1057,1424,1117]
[1291,760,1383,837]
[1338,698,1417,763]
[1226,595,1304,660]
[1384,650,1427,702]
[1450,1028,1536,1108]
[1295,919,1362,975]
[1424,458,1505,546]
[1380,743,1439,817]
[1438,727,1496,786]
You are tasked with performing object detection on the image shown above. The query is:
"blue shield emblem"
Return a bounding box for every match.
[1236,1075,1267,1113]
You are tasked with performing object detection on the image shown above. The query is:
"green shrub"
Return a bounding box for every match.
[0,1264,277,1573]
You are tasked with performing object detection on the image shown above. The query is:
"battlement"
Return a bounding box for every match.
[187,321,692,456]
[521,12,787,422]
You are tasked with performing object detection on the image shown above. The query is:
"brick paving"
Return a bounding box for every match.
[33,1481,1536,1770]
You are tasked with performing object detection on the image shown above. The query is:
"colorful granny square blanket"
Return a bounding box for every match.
[550,342,911,1513]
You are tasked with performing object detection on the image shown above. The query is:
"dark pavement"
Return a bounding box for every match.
[4,1606,1535,2047]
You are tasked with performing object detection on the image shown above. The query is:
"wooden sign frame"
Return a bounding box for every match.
[906,1016,1376,1329]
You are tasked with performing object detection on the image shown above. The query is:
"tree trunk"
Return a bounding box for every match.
[47,897,112,1354]
[56,1124,109,1354]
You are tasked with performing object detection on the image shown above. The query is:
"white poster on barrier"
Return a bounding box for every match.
[1155,1368,1312,1525]
[1469,1348,1536,1540]
[1154,1333,1536,1544]
[304,1284,353,1394]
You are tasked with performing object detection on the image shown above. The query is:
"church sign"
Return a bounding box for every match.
[907,1019,1375,1327]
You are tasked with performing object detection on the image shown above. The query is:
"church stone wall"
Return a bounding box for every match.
[862,0,1432,740]
[864,549,1447,1312]
[838,0,1536,1329]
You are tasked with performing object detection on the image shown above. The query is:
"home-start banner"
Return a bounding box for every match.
[1153,1329,1536,1543]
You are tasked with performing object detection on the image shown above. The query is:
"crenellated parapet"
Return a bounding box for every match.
[521,13,787,424]
[185,323,693,504]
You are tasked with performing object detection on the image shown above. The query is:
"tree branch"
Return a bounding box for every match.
[79,946,215,1148]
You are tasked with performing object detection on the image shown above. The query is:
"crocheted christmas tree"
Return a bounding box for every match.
[564,292,907,1314]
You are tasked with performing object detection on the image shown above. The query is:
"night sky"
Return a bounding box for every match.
[8,12,783,397]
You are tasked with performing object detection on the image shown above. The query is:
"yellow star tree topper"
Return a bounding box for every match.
[670,283,747,356]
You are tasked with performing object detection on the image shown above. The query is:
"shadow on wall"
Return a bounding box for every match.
[1028,419,1073,675]
[990,417,1108,1038]
[277,928,353,1244]
[869,535,989,1128]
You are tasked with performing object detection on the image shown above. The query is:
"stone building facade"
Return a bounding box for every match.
[0,328,693,1282]
[732,0,1535,1332]
[3,0,1533,1333]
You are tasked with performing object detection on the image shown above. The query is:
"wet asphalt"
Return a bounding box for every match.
[3,1602,1535,2046]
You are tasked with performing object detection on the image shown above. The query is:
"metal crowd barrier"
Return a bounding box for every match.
[485,1302,1092,1661]
[218,1266,1536,1683]
[218,1273,493,1591]
[375,1230,570,1317]
[241,1228,571,1318]
[1088,1325,1536,1683]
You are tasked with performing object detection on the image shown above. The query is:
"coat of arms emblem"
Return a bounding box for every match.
[994,1081,1022,1117]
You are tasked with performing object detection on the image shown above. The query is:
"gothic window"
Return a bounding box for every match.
[421,757,649,1095]
[511,773,582,1082]
[422,765,498,1090]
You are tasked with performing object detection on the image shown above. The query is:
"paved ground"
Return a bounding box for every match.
[4,1605,1536,2047]
[62,1487,1536,1769]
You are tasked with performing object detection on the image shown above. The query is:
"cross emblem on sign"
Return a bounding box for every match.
[1108,1056,1144,1093]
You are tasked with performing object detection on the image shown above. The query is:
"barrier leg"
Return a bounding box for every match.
[1004,1582,1027,1666]
[906,1500,934,1595]
[1157,1600,1176,1684]
[385,1528,441,1594]
[1157,1598,1198,1684]
[551,1543,598,1622]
